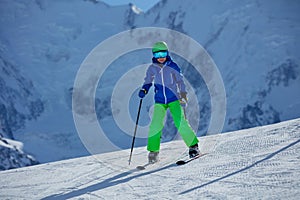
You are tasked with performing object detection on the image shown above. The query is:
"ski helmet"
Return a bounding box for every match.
[152,41,168,53]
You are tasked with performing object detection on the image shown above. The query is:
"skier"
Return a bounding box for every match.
[139,41,200,163]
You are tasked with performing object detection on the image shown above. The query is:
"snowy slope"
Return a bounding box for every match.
[0,0,299,165]
[0,118,299,199]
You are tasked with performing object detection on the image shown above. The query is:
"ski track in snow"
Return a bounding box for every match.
[0,118,299,199]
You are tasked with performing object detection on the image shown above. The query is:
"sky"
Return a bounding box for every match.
[101,0,161,12]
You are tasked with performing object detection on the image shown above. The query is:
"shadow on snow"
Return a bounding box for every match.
[42,163,177,199]
[179,138,300,195]
[41,138,300,199]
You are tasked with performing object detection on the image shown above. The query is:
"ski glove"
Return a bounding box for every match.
[180,92,188,103]
[138,89,147,98]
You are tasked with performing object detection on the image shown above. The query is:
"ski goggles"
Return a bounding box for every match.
[153,51,168,58]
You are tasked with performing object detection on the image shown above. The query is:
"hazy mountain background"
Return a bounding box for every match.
[0,0,299,168]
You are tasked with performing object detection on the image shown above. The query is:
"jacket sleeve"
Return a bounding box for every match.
[142,65,154,92]
[172,63,187,93]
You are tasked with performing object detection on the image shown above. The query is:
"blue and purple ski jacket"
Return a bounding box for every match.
[141,56,186,104]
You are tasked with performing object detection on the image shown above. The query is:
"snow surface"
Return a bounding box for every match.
[0,118,299,199]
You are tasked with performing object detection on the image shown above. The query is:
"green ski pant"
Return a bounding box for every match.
[147,100,199,152]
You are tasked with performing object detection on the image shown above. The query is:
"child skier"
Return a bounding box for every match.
[139,41,200,163]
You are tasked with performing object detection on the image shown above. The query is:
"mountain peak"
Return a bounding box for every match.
[129,3,143,14]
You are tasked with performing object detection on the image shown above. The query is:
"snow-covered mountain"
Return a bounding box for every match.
[0,54,44,139]
[140,0,300,131]
[0,118,299,199]
[0,133,38,170]
[0,0,299,165]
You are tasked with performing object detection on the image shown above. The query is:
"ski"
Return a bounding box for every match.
[176,153,208,165]
[136,153,208,169]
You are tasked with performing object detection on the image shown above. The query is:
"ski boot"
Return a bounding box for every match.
[148,151,159,163]
[189,143,200,158]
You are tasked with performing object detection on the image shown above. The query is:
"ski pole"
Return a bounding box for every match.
[128,98,143,165]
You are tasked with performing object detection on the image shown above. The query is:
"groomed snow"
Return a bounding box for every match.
[0,118,299,199]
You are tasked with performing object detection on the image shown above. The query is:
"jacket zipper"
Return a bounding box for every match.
[161,65,167,104]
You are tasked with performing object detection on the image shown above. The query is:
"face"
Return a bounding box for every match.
[157,57,167,63]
